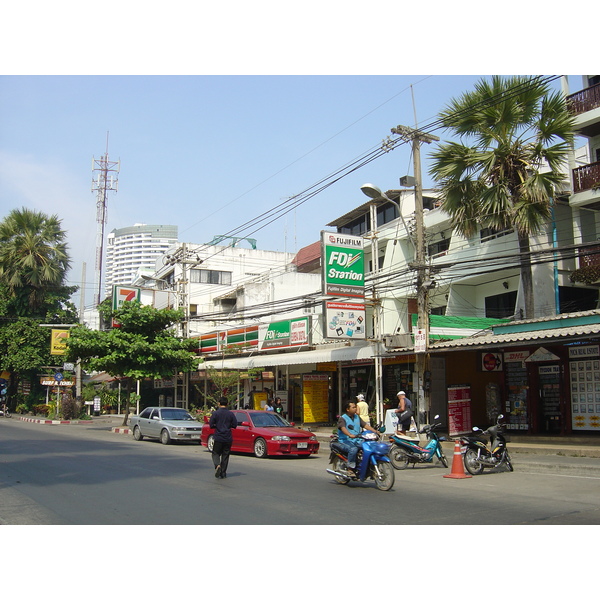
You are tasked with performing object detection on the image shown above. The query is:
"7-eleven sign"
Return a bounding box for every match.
[112,286,141,327]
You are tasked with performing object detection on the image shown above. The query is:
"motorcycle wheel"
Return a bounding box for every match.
[438,452,449,469]
[373,460,395,491]
[503,450,514,472]
[464,448,484,475]
[389,446,410,470]
[331,456,350,485]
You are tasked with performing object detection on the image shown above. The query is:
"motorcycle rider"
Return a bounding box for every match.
[337,401,379,474]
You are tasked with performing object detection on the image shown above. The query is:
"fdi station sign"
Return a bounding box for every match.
[321,231,364,299]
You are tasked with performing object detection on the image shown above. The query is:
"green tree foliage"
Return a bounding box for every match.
[429,76,575,318]
[0,208,72,317]
[65,301,201,425]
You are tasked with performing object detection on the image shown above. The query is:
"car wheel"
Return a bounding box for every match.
[207,435,215,452]
[160,428,171,445]
[133,426,143,441]
[254,437,268,458]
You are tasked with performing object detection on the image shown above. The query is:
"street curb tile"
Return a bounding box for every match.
[18,417,87,425]
[112,427,131,434]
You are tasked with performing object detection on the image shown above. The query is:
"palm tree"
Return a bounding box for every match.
[429,76,575,319]
[0,208,71,316]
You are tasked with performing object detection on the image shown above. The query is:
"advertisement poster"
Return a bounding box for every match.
[50,329,69,355]
[302,374,329,423]
[321,231,364,298]
[324,301,366,339]
[447,384,472,436]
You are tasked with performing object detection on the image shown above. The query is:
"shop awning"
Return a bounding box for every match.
[198,343,376,371]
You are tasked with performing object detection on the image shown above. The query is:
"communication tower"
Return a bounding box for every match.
[91,135,120,306]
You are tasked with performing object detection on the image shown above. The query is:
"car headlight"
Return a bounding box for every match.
[310,435,317,441]
[172,427,187,431]
[271,436,291,441]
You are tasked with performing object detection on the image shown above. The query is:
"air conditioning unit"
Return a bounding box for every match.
[400,175,415,187]
[383,334,413,348]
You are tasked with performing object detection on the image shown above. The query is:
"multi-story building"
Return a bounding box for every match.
[105,224,178,297]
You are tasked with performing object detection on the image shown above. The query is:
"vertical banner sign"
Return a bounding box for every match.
[50,329,70,355]
[447,384,472,437]
[302,374,329,423]
[321,231,364,298]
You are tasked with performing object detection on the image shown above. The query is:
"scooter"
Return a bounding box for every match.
[388,415,448,469]
[460,414,513,475]
[327,431,395,491]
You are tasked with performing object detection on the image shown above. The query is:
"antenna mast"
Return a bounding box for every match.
[91,133,120,306]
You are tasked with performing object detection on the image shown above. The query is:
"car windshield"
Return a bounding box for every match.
[249,412,290,427]
[161,409,194,421]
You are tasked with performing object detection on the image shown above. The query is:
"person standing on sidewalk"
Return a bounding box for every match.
[209,397,238,479]
[356,393,370,426]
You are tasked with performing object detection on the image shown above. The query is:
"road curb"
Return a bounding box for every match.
[18,416,90,425]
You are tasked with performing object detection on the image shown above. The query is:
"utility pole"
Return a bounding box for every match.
[91,134,120,307]
[391,125,439,425]
[163,243,203,408]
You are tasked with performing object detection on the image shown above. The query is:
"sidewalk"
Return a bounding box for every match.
[309,427,600,459]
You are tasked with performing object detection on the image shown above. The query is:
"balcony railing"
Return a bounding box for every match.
[567,83,600,115]
[579,244,600,268]
[573,161,600,193]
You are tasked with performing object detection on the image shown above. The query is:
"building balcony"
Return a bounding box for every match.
[573,161,600,194]
[567,83,600,138]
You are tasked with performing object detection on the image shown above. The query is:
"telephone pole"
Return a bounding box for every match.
[391,125,439,424]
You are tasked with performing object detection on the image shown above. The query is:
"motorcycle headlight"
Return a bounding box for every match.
[271,436,291,441]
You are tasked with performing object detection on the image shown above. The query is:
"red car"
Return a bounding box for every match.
[201,409,319,458]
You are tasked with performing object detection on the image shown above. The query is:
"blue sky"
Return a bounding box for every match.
[1,74,585,311]
[0,4,594,315]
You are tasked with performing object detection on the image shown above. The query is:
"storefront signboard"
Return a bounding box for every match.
[321,231,364,298]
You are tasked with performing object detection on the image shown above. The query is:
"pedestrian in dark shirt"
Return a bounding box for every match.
[208,397,238,479]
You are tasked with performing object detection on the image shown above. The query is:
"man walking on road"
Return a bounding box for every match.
[209,397,238,479]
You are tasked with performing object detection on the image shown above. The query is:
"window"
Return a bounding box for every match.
[485,291,517,318]
[428,237,450,257]
[190,269,232,285]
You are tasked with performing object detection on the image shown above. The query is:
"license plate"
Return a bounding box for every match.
[190,434,200,439]
[297,442,308,449]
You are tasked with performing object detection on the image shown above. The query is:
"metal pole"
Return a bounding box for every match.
[369,202,384,425]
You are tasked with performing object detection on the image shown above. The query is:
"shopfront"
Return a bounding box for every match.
[427,311,600,435]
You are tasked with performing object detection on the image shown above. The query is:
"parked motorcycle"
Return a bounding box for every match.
[388,415,448,469]
[327,431,395,491]
[460,414,513,475]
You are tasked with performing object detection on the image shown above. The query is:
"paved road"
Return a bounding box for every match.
[2,418,600,525]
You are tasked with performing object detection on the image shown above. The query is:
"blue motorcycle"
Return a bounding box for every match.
[327,431,395,491]
[388,415,449,469]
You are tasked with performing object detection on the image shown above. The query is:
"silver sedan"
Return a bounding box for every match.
[130,407,202,445]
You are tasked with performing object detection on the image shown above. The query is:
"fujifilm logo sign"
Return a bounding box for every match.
[321,231,365,299]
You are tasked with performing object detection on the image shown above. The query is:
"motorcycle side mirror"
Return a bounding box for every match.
[498,414,504,420]
[472,427,481,432]
[433,414,440,420]
[378,425,386,433]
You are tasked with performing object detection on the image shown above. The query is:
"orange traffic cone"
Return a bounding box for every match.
[443,439,472,479]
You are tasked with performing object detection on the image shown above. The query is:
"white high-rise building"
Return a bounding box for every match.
[105,224,178,296]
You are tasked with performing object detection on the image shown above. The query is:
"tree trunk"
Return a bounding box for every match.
[518,232,535,319]
[121,379,133,427]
